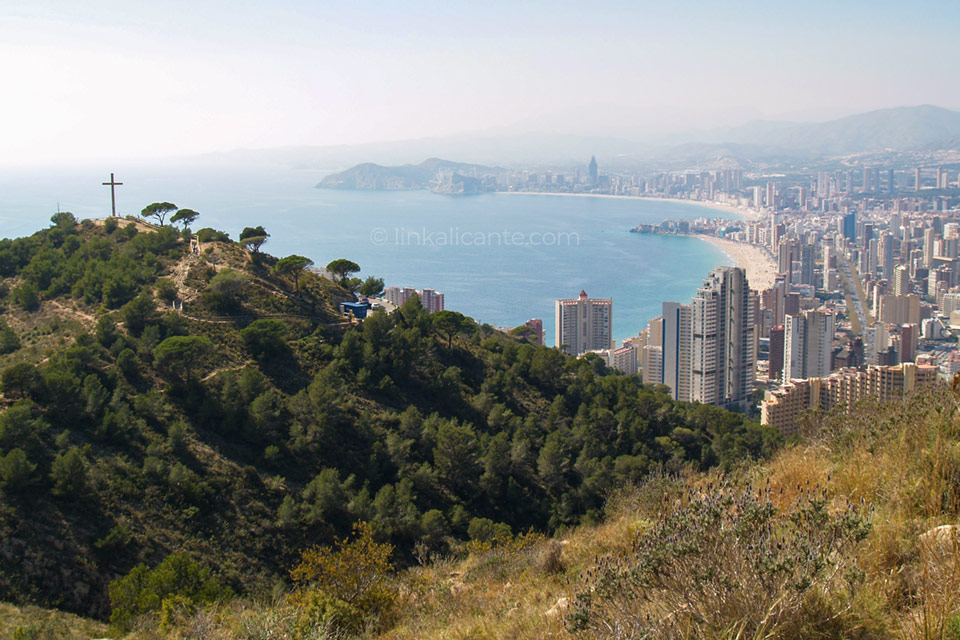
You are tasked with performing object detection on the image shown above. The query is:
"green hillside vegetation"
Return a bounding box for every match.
[73,381,955,640]
[0,215,775,626]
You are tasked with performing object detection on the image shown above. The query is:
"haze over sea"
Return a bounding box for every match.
[0,165,735,346]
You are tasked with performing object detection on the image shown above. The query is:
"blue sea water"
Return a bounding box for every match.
[0,165,734,345]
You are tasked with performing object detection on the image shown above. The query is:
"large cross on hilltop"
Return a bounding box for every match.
[102,172,123,217]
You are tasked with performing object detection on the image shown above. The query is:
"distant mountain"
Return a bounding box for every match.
[685,105,960,156]
[195,105,960,172]
[316,157,503,192]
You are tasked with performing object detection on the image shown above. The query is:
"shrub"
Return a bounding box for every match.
[203,268,248,314]
[568,478,871,639]
[121,293,158,336]
[241,319,288,359]
[289,521,397,635]
[103,217,119,234]
[13,281,40,311]
[0,320,20,354]
[153,336,214,381]
[196,228,231,243]
[155,278,178,303]
[108,552,232,631]
[49,446,87,497]
[0,448,37,492]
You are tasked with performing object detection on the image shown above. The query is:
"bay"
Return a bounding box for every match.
[0,165,735,345]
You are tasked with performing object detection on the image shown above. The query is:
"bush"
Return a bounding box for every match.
[103,217,119,234]
[0,448,37,492]
[13,281,40,311]
[121,294,158,336]
[203,268,248,314]
[241,319,288,359]
[108,552,232,631]
[0,320,20,354]
[569,478,871,639]
[153,336,214,381]
[196,228,231,243]
[155,278,178,303]
[289,522,397,634]
[50,446,88,497]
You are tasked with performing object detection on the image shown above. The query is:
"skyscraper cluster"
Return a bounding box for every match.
[642,266,756,411]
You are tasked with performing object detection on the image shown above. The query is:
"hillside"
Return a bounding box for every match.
[0,214,773,628]
[7,364,957,639]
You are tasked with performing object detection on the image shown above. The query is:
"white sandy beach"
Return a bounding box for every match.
[697,236,776,290]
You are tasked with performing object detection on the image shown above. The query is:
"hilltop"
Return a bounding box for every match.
[0,214,772,628]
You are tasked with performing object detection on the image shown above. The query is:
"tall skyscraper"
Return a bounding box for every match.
[783,310,835,381]
[588,156,598,186]
[878,232,895,280]
[841,212,857,242]
[689,267,756,410]
[800,243,815,286]
[661,302,692,401]
[555,290,612,356]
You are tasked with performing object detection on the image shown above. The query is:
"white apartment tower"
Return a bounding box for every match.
[783,309,835,381]
[555,290,613,356]
[655,267,756,410]
[689,267,756,410]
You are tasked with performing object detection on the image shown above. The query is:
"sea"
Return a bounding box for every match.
[0,164,736,346]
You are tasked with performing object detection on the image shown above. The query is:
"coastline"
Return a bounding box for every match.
[696,236,776,290]
[496,190,765,222]
[496,190,775,292]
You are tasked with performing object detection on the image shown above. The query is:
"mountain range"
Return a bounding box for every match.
[197,105,960,176]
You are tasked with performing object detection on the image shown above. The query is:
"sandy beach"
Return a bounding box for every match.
[697,236,777,290]
[498,191,765,222]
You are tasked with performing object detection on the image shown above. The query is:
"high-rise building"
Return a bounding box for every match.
[900,323,919,363]
[555,290,612,356]
[419,288,445,313]
[383,286,444,313]
[878,232,895,280]
[588,156,598,186]
[661,302,692,402]
[800,243,815,286]
[893,265,911,297]
[524,318,544,345]
[689,267,756,410]
[783,310,835,381]
[924,227,937,268]
[915,167,923,191]
[841,212,857,242]
[769,325,785,381]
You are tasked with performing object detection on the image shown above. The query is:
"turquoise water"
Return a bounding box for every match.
[0,165,733,345]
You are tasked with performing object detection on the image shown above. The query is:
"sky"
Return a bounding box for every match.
[2,0,959,165]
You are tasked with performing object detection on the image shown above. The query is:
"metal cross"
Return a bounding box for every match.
[102,173,123,217]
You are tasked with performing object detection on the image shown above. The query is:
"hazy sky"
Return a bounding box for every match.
[2,0,959,164]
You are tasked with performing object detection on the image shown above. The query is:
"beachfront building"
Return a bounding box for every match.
[383,286,445,313]
[584,344,638,374]
[761,362,938,437]
[650,267,756,410]
[555,290,613,356]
